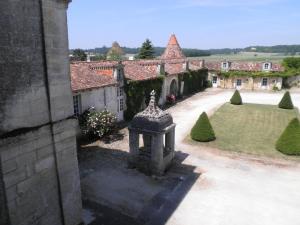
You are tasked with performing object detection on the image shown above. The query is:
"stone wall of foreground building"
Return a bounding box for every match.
[0,0,82,225]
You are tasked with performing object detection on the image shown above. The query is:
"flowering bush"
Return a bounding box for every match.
[79,107,117,138]
[166,94,176,104]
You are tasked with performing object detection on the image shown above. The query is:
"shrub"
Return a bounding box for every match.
[166,94,176,104]
[79,107,116,138]
[278,91,294,109]
[191,112,216,142]
[276,118,300,155]
[272,85,280,91]
[230,90,242,105]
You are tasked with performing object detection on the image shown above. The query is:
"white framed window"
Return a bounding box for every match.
[117,87,124,97]
[212,76,217,84]
[263,63,271,71]
[262,78,268,86]
[222,62,228,69]
[117,69,122,81]
[236,79,242,86]
[118,98,124,112]
[73,95,82,116]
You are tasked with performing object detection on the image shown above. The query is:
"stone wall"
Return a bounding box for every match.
[0,0,82,225]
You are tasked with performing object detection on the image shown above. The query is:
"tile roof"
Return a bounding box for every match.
[123,60,160,81]
[205,61,284,72]
[161,34,186,60]
[70,62,117,92]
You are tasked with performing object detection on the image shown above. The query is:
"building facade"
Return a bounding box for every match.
[207,61,284,90]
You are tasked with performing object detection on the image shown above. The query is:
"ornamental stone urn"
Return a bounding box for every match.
[128,90,176,175]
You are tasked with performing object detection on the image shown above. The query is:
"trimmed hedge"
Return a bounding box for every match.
[191,112,216,142]
[230,90,243,105]
[124,76,164,120]
[276,118,300,155]
[278,91,294,109]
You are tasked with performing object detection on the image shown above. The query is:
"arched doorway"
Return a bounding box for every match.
[170,79,178,96]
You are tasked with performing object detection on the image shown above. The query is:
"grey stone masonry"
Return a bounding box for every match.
[129,91,176,175]
[0,0,82,225]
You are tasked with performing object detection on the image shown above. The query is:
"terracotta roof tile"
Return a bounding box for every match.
[161,34,186,60]
[123,60,159,81]
[70,62,117,92]
[205,61,284,72]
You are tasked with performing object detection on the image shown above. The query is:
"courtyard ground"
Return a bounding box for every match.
[79,88,300,225]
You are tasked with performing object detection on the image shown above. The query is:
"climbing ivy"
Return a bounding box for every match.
[219,70,300,78]
[124,76,164,120]
[178,68,208,96]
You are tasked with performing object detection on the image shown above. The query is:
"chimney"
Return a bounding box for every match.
[87,54,91,62]
[200,59,205,68]
[157,62,165,75]
[183,61,189,71]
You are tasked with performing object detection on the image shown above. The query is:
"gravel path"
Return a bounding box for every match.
[162,89,300,225]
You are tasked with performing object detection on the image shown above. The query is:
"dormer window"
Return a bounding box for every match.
[221,62,231,70]
[117,69,122,81]
[263,62,271,71]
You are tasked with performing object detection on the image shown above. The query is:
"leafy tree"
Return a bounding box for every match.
[138,39,155,59]
[282,57,300,70]
[107,42,124,60]
[230,90,243,105]
[73,49,87,61]
[278,91,294,109]
[276,118,300,155]
[191,112,216,142]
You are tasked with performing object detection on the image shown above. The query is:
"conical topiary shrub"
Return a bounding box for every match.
[276,118,300,155]
[230,90,242,105]
[278,91,294,109]
[191,112,216,142]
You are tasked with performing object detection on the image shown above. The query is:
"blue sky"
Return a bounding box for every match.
[67,0,300,49]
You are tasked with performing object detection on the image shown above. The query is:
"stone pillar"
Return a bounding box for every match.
[0,0,82,225]
[165,127,175,156]
[129,130,139,165]
[150,134,164,175]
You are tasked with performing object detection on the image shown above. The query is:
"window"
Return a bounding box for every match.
[73,95,82,116]
[222,62,227,69]
[262,78,268,86]
[117,87,123,97]
[212,76,217,84]
[118,98,124,112]
[263,63,271,70]
[117,69,122,81]
[236,79,242,86]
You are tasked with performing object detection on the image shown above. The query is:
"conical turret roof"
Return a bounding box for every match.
[161,34,186,60]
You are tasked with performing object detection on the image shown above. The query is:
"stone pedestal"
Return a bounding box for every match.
[128,91,176,175]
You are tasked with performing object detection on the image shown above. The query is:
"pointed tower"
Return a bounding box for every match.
[161,34,186,60]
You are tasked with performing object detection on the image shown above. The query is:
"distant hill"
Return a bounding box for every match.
[71,44,300,57]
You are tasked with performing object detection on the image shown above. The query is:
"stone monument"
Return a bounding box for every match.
[128,90,176,175]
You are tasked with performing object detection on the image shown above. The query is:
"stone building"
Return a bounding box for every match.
[0,1,82,225]
[71,61,125,121]
[69,34,207,120]
[206,61,284,90]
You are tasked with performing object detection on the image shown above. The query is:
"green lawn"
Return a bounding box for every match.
[195,103,300,159]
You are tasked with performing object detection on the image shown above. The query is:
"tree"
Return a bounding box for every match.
[72,49,87,61]
[107,42,124,60]
[190,112,216,142]
[230,90,243,105]
[278,91,294,109]
[137,39,155,59]
[276,118,300,155]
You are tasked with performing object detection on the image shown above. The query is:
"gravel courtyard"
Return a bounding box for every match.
[164,89,300,225]
[80,89,300,225]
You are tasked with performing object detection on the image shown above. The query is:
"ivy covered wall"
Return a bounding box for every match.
[178,68,208,96]
[124,76,164,120]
